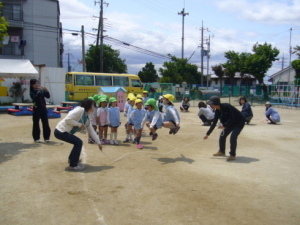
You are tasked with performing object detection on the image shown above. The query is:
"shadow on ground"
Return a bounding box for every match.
[0,142,40,163]
[64,165,114,173]
[231,156,260,164]
[152,154,195,165]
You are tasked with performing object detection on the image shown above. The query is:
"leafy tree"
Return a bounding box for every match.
[291,59,300,84]
[223,51,240,94]
[211,64,225,96]
[244,43,279,99]
[138,62,158,82]
[159,55,202,84]
[0,3,9,47]
[85,44,127,73]
[293,45,300,59]
[291,59,300,98]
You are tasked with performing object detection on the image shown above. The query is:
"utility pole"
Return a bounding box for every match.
[67,52,72,72]
[288,27,292,84]
[99,0,104,72]
[81,25,86,72]
[178,8,189,59]
[200,22,209,87]
[206,35,210,88]
[95,1,101,46]
[200,21,204,86]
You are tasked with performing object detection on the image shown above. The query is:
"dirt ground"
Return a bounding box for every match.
[0,101,300,225]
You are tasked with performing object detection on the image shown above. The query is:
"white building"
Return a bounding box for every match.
[0,0,63,67]
[268,66,296,85]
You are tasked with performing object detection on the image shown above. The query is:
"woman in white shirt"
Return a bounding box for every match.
[198,101,215,126]
[54,98,102,171]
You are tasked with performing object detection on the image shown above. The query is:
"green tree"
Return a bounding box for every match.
[0,3,9,47]
[211,64,225,96]
[291,59,300,98]
[223,51,240,94]
[245,43,279,99]
[159,55,201,84]
[138,62,158,82]
[293,45,300,59]
[85,44,127,73]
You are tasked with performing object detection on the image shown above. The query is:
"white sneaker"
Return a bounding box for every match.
[35,140,42,143]
[114,140,119,145]
[45,140,50,143]
[110,140,115,145]
[67,164,85,171]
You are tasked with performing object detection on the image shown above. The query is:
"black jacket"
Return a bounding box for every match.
[206,103,245,136]
[30,89,50,110]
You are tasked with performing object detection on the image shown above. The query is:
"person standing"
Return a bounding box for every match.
[203,96,245,161]
[29,79,51,143]
[54,98,102,171]
[239,97,253,124]
[108,97,121,145]
[265,101,280,124]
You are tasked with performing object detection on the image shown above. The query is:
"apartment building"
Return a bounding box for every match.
[0,0,63,67]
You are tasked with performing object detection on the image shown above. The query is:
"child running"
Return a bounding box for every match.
[142,98,163,141]
[108,97,121,145]
[97,97,110,144]
[129,99,146,149]
[123,96,136,143]
[162,94,180,134]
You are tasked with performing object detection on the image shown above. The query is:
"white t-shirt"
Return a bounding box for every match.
[197,107,215,120]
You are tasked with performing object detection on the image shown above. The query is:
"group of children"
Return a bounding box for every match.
[88,91,181,149]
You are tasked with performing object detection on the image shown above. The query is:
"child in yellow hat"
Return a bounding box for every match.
[129,98,147,149]
[162,94,180,134]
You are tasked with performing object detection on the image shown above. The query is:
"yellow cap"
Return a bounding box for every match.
[129,96,136,101]
[143,91,148,94]
[135,99,143,104]
[163,94,175,102]
[136,94,142,99]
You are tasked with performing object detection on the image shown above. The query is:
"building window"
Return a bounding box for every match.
[1,4,22,21]
[1,42,22,56]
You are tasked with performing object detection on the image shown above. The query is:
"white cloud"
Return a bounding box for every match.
[213,0,300,25]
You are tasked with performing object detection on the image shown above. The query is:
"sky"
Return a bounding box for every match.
[60,0,300,81]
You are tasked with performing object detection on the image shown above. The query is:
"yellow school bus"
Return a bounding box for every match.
[65,72,143,101]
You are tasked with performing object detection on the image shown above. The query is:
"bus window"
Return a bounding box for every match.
[132,79,143,87]
[75,75,94,86]
[113,76,129,87]
[95,76,112,86]
[66,74,73,84]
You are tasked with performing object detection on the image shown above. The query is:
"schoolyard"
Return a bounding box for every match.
[0,101,300,225]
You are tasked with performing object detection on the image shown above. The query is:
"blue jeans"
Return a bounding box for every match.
[219,125,244,156]
[54,129,82,167]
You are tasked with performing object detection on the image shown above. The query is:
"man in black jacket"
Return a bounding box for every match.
[203,96,245,161]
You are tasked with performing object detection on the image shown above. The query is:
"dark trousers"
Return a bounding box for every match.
[219,125,244,156]
[54,129,83,167]
[32,109,51,141]
[180,105,189,111]
[199,115,213,124]
[158,105,163,112]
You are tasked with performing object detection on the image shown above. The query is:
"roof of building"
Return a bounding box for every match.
[98,87,127,93]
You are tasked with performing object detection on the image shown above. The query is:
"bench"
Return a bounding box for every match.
[56,106,73,112]
[7,108,21,114]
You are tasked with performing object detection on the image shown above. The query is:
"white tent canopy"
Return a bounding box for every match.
[0,59,38,78]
